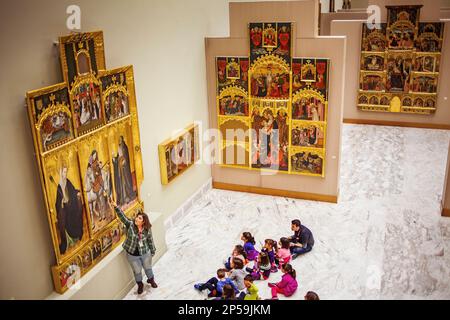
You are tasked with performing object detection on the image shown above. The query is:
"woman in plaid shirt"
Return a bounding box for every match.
[110,199,157,295]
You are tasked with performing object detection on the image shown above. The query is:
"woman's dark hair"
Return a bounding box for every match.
[242,232,255,245]
[305,291,320,300]
[232,257,244,270]
[222,284,236,300]
[136,212,152,231]
[265,239,276,249]
[282,263,296,279]
[291,219,301,227]
[259,251,270,266]
[234,245,247,259]
[244,275,254,282]
[280,237,290,249]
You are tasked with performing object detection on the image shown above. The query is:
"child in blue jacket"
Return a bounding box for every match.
[194,268,239,298]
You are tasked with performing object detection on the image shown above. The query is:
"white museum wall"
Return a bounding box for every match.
[0,0,285,300]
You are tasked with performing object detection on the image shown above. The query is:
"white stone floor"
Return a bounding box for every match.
[125,124,450,300]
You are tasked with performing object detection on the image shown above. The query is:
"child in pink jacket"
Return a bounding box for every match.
[268,264,298,299]
[276,237,292,269]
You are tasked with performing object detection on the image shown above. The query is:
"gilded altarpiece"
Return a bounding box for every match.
[26,32,145,294]
[358,5,444,114]
[216,22,330,177]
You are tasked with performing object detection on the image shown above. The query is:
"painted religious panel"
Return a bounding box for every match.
[52,255,83,293]
[249,55,291,100]
[91,239,102,262]
[26,84,74,153]
[387,5,421,50]
[386,51,413,93]
[414,53,440,73]
[292,58,329,99]
[249,22,292,65]
[80,247,93,271]
[401,95,413,107]
[360,72,386,92]
[158,123,200,185]
[218,86,249,117]
[425,97,437,109]
[291,122,326,149]
[216,57,249,94]
[70,74,104,136]
[111,222,122,246]
[369,95,380,106]
[290,148,325,177]
[42,145,90,264]
[78,129,115,234]
[292,91,326,122]
[59,32,106,89]
[101,227,113,254]
[361,24,387,52]
[107,118,138,211]
[361,53,385,72]
[387,6,421,27]
[301,60,316,83]
[100,68,131,123]
[251,107,289,172]
[416,23,444,52]
[411,74,438,94]
[358,93,369,105]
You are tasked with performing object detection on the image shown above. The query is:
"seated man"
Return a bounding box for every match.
[289,219,314,259]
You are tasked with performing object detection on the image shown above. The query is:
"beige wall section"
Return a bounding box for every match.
[331,18,450,127]
[351,0,370,8]
[443,8,450,20]
[229,0,320,38]
[321,11,369,35]
[321,1,450,36]
[206,1,346,199]
[368,0,440,21]
[0,0,275,300]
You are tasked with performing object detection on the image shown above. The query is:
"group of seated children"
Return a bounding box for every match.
[194,219,316,300]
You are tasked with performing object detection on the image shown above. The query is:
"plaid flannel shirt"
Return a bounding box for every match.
[114,206,156,256]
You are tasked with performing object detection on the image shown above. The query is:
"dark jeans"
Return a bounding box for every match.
[198,277,219,295]
[224,257,232,270]
[290,245,313,255]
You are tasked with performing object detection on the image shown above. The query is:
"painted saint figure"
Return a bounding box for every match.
[85,150,113,231]
[278,25,290,52]
[55,164,84,254]
[113,136,136,206]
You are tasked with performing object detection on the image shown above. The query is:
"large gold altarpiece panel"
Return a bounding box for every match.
[26,31,144,294]
[216,22,330,177]
[358,5,444,114]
